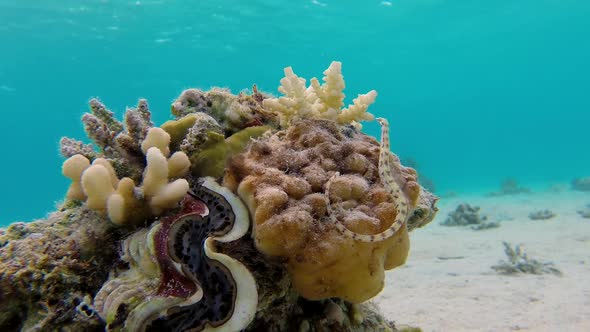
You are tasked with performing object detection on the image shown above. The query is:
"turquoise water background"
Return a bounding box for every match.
[1,0,588,224]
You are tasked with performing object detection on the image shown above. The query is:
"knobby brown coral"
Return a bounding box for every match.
[225,119,432,303]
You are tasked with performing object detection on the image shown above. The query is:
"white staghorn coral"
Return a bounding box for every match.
[339,90,378,124]
[262,61,377,127]
[309,61,346,113]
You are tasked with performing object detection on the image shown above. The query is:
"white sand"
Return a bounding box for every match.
[374,191,590,332]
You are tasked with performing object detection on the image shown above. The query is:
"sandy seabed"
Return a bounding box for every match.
[374,190,590,332]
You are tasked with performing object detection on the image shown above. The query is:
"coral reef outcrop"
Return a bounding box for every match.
[0,208,118,331]
[1,61,438,331]
[487,178,531,196]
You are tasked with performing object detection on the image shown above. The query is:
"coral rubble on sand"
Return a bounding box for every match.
[577,204,590,219]
[492,242,561,276]
[528,209,556,220]
[0,61,438,331]
[487,178,531,196]
[442,204,499,230]
[571,177,590,191]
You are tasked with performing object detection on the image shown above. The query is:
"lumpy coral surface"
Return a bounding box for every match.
[226,119,420,303]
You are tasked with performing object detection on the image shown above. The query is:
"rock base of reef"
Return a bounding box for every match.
[0,204,408,332]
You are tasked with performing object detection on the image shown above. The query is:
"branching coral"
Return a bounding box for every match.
[81,99,124,154]
[62,154,91,201]
[62,127,190,225]
[113,99,154,165]
[492,242,562,276]
[61,99,157,182]
[94,177,257,331]
[262,61,377,128]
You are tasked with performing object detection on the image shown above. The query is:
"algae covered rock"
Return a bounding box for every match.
[0,208,119,331]
[442,203,499,230]
[528,209,556,220]
[572,177,590,191]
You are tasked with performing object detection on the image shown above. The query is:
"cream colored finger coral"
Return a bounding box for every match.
[166,151,190,178]
[62,154,90,200]
[81,164,116,211]
[107,177,138,225]
[63,127,191,225]
[141,127,171,156]
[77,161,134,224]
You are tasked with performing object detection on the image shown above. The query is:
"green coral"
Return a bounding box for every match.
[161,112,222,150]
[190,126,270,178]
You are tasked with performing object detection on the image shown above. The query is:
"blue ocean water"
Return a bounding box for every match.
[0,0,588,224]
